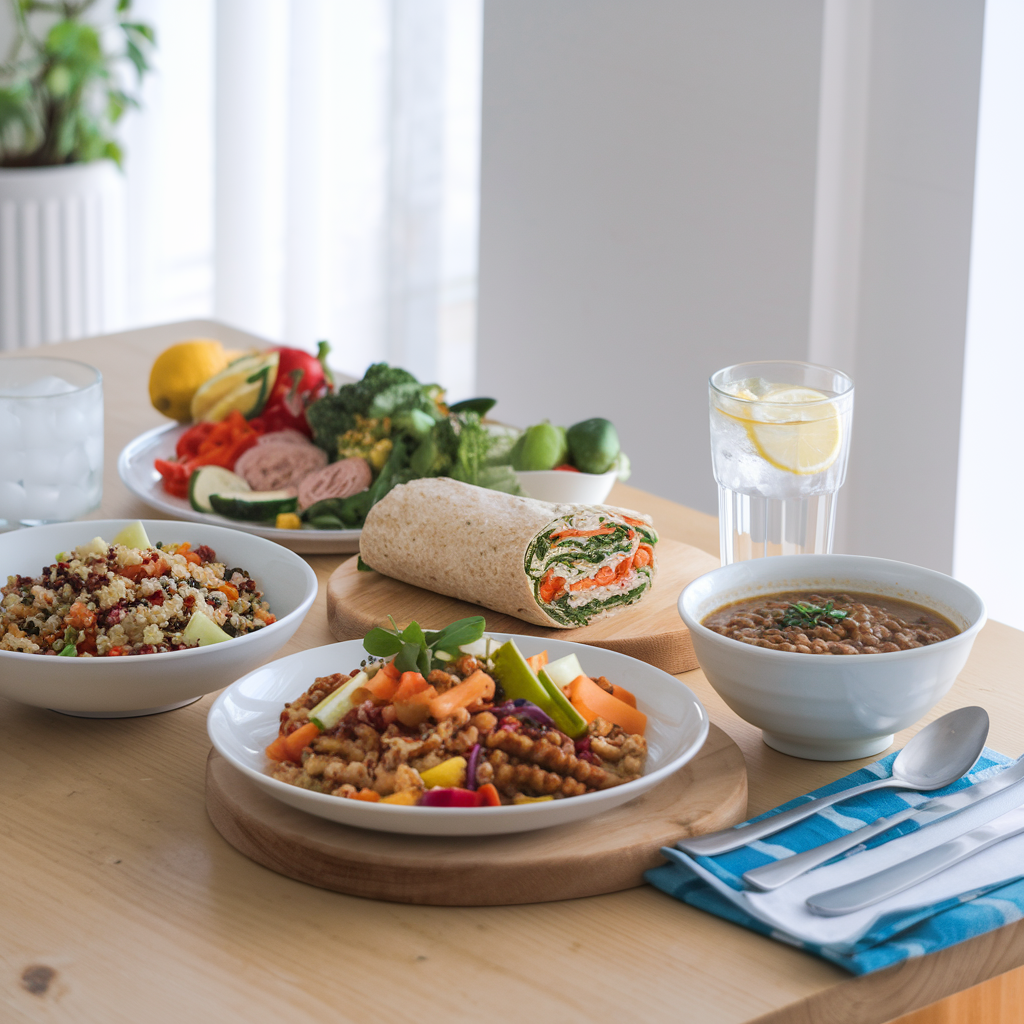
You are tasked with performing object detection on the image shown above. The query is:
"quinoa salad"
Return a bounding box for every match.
[1,533,275,658]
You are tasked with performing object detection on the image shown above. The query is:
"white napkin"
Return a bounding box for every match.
[664,774,1024,952]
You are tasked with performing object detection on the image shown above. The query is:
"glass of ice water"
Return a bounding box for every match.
[0,358,104,528]
[709,360,853,564]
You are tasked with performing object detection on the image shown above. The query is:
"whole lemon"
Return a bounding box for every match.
[148,339,239,421]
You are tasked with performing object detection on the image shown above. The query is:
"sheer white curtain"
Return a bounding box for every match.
[122,0,481,399]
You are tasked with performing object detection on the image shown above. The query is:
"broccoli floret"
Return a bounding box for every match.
[306,362,420,454]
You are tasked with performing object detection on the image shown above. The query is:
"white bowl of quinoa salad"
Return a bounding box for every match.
[0,519,318,717]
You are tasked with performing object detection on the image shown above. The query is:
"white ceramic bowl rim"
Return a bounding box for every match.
[679,553,987,661]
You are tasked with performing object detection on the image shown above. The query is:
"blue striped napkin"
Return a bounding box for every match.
[645,746,1024,975]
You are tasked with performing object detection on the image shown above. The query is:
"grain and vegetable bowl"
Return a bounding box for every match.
[1,520,275,658]
[265,616,648,807]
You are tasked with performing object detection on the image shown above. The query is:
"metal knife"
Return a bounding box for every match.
[805,804,1024,916]
[743,757,1024,891]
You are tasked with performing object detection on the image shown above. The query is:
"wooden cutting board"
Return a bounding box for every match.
[326,538,719,675]
[205,723,746,906]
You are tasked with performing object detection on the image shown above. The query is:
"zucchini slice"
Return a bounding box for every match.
[189,466,250,513]
[208,490,299,521]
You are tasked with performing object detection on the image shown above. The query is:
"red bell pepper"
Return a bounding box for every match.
[249,341,334,437]
[154,458,190,499]
[155,410,265,497]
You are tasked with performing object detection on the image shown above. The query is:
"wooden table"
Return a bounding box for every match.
[3,321,1022,1024]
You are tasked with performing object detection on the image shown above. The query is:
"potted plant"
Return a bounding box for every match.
[0,0,154,349]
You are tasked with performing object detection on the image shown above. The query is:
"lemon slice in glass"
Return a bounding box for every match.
[743,385,842,476]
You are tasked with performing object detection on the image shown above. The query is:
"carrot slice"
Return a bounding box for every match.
[610,684,637,709]
[378,660,401,681]
[567,675,647,736]
[283,721,321,762]
[633,544,653,568]
[364,671,400,701]
[429,669,496,720]
[217,582,239,602]
[393,671,429,701]
[349,789,381,802]
[476,783,501,807]
[265,735,289,761]
[549,527,616,540]
[526,651,548,673]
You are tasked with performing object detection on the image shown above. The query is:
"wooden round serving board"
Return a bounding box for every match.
[205,723,746,906]
[326,538,719,675]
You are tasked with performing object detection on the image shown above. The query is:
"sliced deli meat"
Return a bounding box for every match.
[298,457,373,510]
[255,428,310,447]
[234,438,327,492]
[359,477,657,628]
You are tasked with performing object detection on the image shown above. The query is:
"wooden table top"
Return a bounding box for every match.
[3,321,1023,1024]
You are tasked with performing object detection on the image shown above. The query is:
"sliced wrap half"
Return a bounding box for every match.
[358,477,657,628]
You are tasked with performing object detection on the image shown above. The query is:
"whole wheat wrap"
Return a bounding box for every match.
[359,477,657,628]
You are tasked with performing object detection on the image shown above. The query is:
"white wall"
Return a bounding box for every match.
[954,0,1024,630]
[477,0,823,519]
[477,0,985,576]
[834,0,984,572]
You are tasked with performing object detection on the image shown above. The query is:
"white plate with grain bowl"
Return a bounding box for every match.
[207,634,710,837]
[0,519,318,717]
[118,423,361,555]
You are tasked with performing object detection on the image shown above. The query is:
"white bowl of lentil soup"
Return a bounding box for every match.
[0,519,318,716]
[678,554,986,761]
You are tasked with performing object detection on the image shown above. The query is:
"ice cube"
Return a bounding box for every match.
[0,449,27,484]
[0,481,28,519]
[23,483,62,520]
[0,375,77,398]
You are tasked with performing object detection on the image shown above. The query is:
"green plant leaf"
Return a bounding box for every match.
[362,627,403,657]
[400,621,426,647]
[125,37,148,78]
[429,616,486,654]
[394,641,422,674]
[121,22,156,45]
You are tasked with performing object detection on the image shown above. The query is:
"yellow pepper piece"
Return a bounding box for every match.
[276,512,302,530]
[380,790,422,805]
[418,756,467,789]
[513,794,554,804]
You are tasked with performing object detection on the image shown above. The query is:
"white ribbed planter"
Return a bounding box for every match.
[0,162,127,352]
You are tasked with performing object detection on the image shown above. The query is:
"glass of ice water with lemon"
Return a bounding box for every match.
[0,358,104,529]
[709,360,853,564]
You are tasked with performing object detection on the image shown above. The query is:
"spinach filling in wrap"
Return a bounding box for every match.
[525,509,658,627]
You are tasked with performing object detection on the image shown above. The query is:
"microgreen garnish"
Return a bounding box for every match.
[779,601,849,629]
[362,615,486,675]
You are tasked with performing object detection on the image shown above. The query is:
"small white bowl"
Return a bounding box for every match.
[678,554,987,761]
[0,519,318,717]
[515,468,618,504]
[208,634,709,836]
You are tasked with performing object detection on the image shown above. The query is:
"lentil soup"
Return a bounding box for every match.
[702,590,959,655]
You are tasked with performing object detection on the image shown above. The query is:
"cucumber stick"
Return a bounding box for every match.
[491,641,587,739]
[208,490,298,521]
[309,671,369,731]
[189,466,250,513]
[538,668,589,737]
[543,653,585,689]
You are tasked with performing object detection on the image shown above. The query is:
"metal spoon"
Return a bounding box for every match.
[675,706,990,858]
